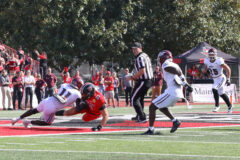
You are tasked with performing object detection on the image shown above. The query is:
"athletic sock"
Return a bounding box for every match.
[172,118,177,122]
[149,126,154,131]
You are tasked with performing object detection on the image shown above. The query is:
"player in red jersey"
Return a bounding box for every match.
[55,82,109,131]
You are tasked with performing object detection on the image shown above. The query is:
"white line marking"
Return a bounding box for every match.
[0,148,238,159]
[5,143,38,146]
[40,142,65,144]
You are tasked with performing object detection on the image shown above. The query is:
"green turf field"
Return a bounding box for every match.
[0,104,239,160]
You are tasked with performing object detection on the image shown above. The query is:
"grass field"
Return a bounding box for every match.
[0,104,240,160]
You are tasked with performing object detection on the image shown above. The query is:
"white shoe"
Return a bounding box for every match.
[228,106,233,114]
[22,119,31,128]
[11,118,19,126]
[212,106,220,112]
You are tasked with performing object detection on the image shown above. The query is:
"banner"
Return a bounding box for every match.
[191,84,237,103]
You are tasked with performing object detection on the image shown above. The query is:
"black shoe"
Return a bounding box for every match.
[142,129,154,135]
[131,115,138,121]
[7,108,13,110]
[170,120,181,133]
[136,118,147,123]
[3,108,6,110]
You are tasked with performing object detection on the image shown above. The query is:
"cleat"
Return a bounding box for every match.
[22,119,31,128]
[142,129,154,135]
[212,106,220,112]
[228,106,233,114]
[136,118,147,123]
[11,118,19,126]
[131,115,138,121]
[170,119,181,133]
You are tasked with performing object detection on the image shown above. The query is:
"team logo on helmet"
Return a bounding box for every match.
[81,82,95,99]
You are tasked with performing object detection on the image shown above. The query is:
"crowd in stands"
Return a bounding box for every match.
[0,40,165,110]
[187,64,210,83]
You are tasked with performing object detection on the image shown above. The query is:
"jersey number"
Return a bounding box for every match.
[208,68,218,76]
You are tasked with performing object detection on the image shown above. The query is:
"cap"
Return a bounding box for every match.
[131,42,142,49]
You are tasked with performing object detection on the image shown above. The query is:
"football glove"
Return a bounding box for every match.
[184,84,193,93]
[226,78,231,86]
[91,124,102,131]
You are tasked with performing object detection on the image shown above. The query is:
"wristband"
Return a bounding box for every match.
[179,75,185,81]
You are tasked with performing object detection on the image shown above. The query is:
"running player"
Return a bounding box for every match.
[55,82,109,131]
[11,77,83,128]
[203,48,232,113]
[143,50,193,135]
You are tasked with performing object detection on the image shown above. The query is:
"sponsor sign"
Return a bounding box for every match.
[191,84,237,103]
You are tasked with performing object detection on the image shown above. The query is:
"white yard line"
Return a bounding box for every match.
[0,148,238,159]
[5,143,38,145]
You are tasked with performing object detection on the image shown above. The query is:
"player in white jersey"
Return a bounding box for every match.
[203,48,232,113]
[11,77,83,128]
[143,50,193,135]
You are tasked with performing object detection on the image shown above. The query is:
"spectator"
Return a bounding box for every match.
[98,73,105,95]
[24,53,32,72]
[7,53,18,76]
[187,64,199,83]
[73,70,82,79]
[43,67,57,98]
[61,68,72,84]
[34,50,47,78]
[35,74,46,104]
[0,53,5,74]
[92,70,100,90]
[104,71,115,107]
[24,70,35,109]
[152,66,163,101]
[12,71,24,110]
[0,70,12,110]
[121,68,133,107]
[112,72,120,107]
[17,45,24,71]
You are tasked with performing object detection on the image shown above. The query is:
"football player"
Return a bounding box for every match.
[11,77,83,128]
[55,82,109,131]
[143,50,193,135]
[203,48,232,113]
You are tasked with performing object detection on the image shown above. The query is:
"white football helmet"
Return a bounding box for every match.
[208,48,217,61]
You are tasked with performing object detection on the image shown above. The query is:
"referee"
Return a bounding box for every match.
[126,42,153,123]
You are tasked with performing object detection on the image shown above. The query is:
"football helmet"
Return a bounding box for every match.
[158,50,172,65]
[71,77,84,90]
[208,48,217,61]
[80,82,95,99]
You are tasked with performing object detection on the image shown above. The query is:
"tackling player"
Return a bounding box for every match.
[11,77,83,128]
[55,82,109,131]
[203,48,232,113]
[143,50,193,135]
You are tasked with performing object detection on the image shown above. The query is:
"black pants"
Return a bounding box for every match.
[40,65,47,78]
[45,87,54,98]
[131,80,152,120]
[12,88,23,110]
[114,87,119,102]
[25,87,33,109]
[125,87,132,105]
[35,87,44,104]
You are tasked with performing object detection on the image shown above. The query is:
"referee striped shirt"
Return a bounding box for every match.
[134,52,153,80]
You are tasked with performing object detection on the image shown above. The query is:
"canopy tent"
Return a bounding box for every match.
[173,42,238,65]
[173,42,239,89]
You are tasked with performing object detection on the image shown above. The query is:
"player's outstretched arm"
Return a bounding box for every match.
[91,108,109,131]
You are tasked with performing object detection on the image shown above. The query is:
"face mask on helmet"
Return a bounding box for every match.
[157,50,172,65]
[208,48,217,61]
[81,83,95,99]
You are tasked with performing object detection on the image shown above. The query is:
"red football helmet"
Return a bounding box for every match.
[80,82,95,99]
[71,77,84,90]
[158,50,172,65]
